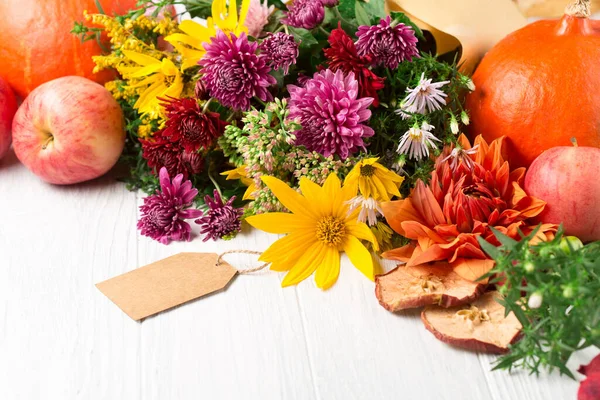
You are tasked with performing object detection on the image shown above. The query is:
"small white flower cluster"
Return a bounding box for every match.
[395,72,474,161]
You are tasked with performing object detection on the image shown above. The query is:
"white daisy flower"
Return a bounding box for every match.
[397,122,441,161]
[346,196,383,226]
[441,144,480,171]
[395,101,417,120]
[398,72,450,115]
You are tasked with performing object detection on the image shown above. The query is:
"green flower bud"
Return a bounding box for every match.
[559,236,584,254]
[523,261,535,273]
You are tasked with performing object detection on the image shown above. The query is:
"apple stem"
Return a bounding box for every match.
[565,0,591,18]
[571,137,579,147]
[41,134,54,150]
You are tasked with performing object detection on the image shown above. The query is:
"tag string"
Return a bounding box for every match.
[216,250,270,274]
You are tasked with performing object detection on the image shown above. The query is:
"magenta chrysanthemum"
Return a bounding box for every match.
[282,0,324,30]
[321,0,338,6]
[287,69,374,159]
[259,33,299,74]
[200,31,276,111]
[195,190,243,241]
[355,16,419,69]
[137,167,202,244]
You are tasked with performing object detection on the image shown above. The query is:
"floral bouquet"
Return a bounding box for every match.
[76,0,600,381]
[78,0,474,277]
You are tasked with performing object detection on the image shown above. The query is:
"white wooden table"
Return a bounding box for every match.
[0,150,596,400]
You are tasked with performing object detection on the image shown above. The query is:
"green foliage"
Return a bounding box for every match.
[367,54,472,192]
[363,0,386,24]
[288,27,319,49]
[390,11,424,40]
[478,228,600,377]
[354,1,370,27]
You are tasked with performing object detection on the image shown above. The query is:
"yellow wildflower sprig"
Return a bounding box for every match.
[165,0,251,70]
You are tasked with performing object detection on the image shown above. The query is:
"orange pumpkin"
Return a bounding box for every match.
[0,0,137,99]
[465,0,600,167]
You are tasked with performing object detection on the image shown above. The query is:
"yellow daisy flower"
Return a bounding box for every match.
[344,158,404,201]
[165,0,251,70]
[221,165,256,200]
[118,50,184,116]
[246,174,379,290]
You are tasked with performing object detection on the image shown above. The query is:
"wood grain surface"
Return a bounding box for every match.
[0,149,596,399]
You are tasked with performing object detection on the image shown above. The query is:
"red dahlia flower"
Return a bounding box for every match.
[324,25,385,106]
[140,131,204,179]
[381,134,556,281]
[160,97,227,152]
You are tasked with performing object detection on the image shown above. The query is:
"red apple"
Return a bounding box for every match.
[12,76,125,184]
[0,76,18,160]
[525,143,600,242]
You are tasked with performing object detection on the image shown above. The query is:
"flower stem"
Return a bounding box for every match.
[332,7,350,25]
[208,168,223,198]
[318,26,330,36]
[202,98,213,114]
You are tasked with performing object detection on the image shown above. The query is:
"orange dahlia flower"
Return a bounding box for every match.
[381,134,556,282]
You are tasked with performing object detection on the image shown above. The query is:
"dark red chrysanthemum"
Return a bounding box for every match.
[140,131,204,179]
[159,97,226,152]
[324,25,385,106]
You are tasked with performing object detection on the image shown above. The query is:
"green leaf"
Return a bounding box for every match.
[95,0,106,14]
[323,7,336,26]
[390,11,424,40]
[354,1,370,26]
[490,227,518,248]
[363,0,386,22]
[476,235,501,260]
[288,27,318,49]
[338,0,356,21]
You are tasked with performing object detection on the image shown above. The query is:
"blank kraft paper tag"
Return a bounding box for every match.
[96,253,238,321]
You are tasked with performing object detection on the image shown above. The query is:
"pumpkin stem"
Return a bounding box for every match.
[565,0,591,17]
[571,137,579,147]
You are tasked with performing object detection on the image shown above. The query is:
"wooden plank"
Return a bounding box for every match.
[292,257,493,400]
[0,153,140,399]
[137,224,316,399]
[477,349,595,400]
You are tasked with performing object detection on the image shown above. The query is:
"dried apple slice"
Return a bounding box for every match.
[375,263,486,311]
[421,291,522,354]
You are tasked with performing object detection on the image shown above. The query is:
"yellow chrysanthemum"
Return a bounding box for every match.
[118,50,183,117]
[246,174,378,290]
[221,165,256,200]
[344,158,404,201]
[165,0,250,70]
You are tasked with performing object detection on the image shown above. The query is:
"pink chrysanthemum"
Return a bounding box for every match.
[259,33,299,74]
[355,16,419,69]
[287,69,374,159]
[321,0,338,6]
[282,0,325,30]
[137,167,202,244]
[195,190,243,241]
[244,0,274,37]
[200,31,276,111]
